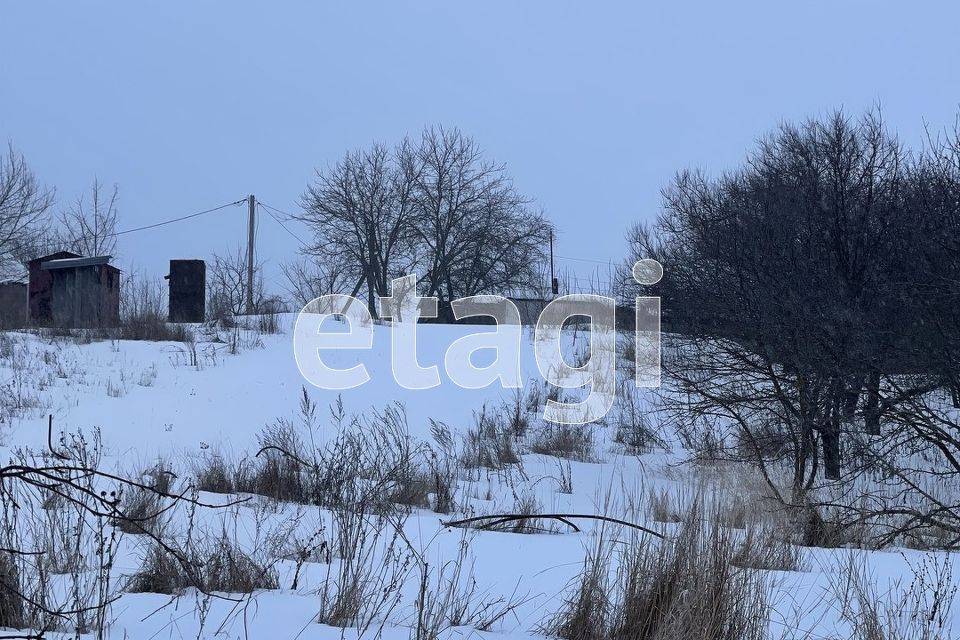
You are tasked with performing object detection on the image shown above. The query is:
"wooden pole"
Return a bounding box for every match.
[246,194,255,314]
[550,229,558,295]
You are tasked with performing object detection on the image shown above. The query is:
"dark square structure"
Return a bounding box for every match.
[166,259,206,323]
[0,281,28,329]
[29,252,121,329]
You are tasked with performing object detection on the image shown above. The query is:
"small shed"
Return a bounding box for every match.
[0,280,28,329]
[166,259,206,323]
[29,253,120,329]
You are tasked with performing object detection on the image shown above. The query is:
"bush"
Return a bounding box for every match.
[120,312,193,342]
[0,553,25,630]
[120,271,193,341]
[127,544,193,594]
[204,537,279,593]
[235,419,312,503]
[612,387,662,454]
[112,487,161,535]
[427,421,459,514]
[829,553,956,640]
[530,424,596,462]
[192,454,235,495]
[128,536,278,595]
[113,463,174,535]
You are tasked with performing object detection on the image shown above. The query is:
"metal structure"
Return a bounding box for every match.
[28,253,120,329]
[166,259,206,323]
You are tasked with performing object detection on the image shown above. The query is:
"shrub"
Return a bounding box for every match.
[192,454,235,494]
[829,553,956,640]
[120,312,193,342]
[204,537,279,593]
[113,463,175,535]
[545,540,612,640]
[0,553,25,630]
[530,425,596,462]
[413,535,531,639]
[128,535,278,595]
[127,544,193,594]
[236,419,312,504]
[318,510,411,632]
[112,487,161,535]
[120,272,193,341]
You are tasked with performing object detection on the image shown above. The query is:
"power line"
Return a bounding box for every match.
[555,254,620,266]
[257,201,299,221]
[259,202,297,229]
[257,201,312,250]
[111,198,246,236]
[257,203,304,243]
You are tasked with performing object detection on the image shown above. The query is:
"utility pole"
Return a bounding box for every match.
[549,229,558,296]
[246,194,255,315]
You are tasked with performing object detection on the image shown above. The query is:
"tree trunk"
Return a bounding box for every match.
[821,378,843,480]
[821,422,841,480]
[864,369,882,435]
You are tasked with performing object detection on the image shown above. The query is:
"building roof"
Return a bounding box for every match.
[40,256,116,271]
[30,251,81,265]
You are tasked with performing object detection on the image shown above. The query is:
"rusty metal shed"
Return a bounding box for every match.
[166,259,206,323]
[29,253,120,328]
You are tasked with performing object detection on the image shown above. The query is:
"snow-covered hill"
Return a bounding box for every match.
[0,318,955,639]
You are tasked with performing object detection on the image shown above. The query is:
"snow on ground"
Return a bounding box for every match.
[0,316,957,639]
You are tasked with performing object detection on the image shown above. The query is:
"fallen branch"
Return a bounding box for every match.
[441,513,665,538]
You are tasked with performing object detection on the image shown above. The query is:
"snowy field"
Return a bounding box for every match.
[0,315,956,639]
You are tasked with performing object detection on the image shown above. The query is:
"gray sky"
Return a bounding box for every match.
[2,1,959,293]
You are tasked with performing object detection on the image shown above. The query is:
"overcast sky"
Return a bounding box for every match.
[2,2,959,292]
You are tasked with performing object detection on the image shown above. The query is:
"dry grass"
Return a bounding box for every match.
[530,424,596,462]
[731,523,804,572]
[648,487,684,524]
[460,405,520,470]
[192,453,236,494]
[317,510,411,633]
[127,534,278,595]
[824,552,956,640]
[412,535,532,639]
[0,552,24,630]
[547,502,771,640]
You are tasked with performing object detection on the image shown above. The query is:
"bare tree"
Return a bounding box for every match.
[902,123,960,408]
[59,179,119,257]
[0,143,55,277]
[281,257,350,308]
[638,110,914,490]
[297,143,416,317]
[409,127,551,314]
[207,247,264,318]
[297,129,552,318]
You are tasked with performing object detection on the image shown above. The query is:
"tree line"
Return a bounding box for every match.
[628,109,960,542]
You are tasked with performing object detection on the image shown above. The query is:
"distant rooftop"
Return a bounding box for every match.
[40,256,115,271]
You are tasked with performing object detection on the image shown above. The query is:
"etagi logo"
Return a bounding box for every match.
[293,260,663,426]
